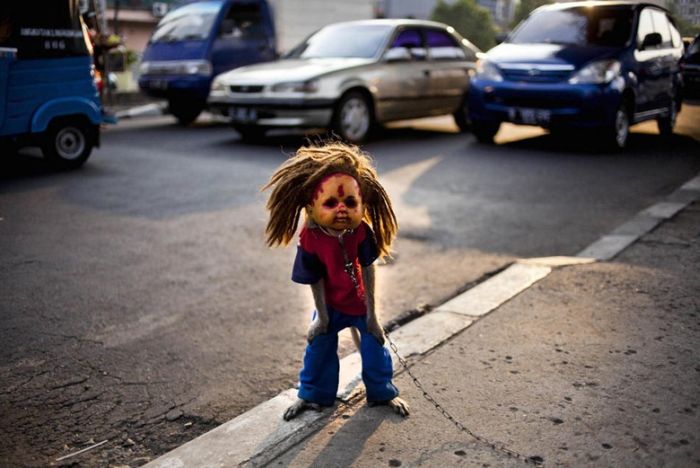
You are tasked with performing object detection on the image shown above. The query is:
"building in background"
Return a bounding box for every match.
[674,0,700,28]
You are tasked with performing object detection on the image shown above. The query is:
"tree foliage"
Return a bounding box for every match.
[510,0,554,29]
[431,0,496,51]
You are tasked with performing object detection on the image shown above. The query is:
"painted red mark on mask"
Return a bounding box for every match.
[337,184,345,197]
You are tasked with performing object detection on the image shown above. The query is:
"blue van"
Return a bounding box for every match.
[0,1,108,168]
[468,1,684,149]
[138,0,276,124]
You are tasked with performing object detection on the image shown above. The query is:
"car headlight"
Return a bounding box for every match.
[568,60,621,84]
[211,77,226,92]
[180,60,212,76]
[475,60,503,82]
[139,61,151,75]
[270,80,319,93]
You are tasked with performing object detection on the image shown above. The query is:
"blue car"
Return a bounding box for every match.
[468,1,684,149]
[138,0,276,124]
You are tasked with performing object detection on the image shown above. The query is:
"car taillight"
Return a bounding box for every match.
[94,69,104,94]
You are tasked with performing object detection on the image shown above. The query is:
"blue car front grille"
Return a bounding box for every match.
[500,66,574,83]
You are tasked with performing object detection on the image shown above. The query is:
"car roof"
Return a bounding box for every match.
[320,18,454,30]
[538,1,670,13]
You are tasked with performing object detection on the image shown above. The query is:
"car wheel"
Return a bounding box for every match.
[169,99,203,125]
[234,125,266,142]
[452,95,470,132]
[606,105,630,150]
[657,98,678,137]
[472,120,500,143]
[333,91,373,143]
[41,118,95,168]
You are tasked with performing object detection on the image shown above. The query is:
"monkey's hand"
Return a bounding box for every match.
[306,318,328,343]
[366,317,385,345]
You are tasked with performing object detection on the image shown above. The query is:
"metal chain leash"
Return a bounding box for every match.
[333,229,542,465]
[383,330,544,466]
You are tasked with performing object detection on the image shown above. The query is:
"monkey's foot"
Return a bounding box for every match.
[368,397,410,417]
[283,398,322,421]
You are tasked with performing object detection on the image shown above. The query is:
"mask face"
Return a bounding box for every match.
[308,173,364,232]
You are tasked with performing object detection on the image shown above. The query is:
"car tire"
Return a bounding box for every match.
[452,94,470,132]
[657,98,679,137]
[472,120,500,143]
[41,118,95,168]
[605,104,630,150]
[234,125,266,142]
[169,99,203,125]
[332,91,374,144]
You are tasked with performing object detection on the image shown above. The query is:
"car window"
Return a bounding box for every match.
[510,6,633,47]
[424,29,466,60]
[668,19,682,49]
[390,28,427,60]
[219,3,265,39]
[636,8,655,49]
[687,37,700,57]
[151,2,220,42]
[285,23,393,59]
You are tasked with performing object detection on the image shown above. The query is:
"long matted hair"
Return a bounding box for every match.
[262,142,397,258]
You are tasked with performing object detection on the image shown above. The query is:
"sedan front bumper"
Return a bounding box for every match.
[207,96,336,128]
[468,78,623,129]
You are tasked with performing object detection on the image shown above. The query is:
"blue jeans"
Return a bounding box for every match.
[298,307,399,406]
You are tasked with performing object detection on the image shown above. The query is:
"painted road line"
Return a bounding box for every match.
[680,175,700,191]
[641,201,688,219]
[576,234,637,261]
[435,263,552,318]
[518,256,596,267]
[610,215,662,237]
[146,389,325,468]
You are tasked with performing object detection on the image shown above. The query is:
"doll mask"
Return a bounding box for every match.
[308,173,364,233]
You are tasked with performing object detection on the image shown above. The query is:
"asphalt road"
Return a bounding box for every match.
[1,104,699,466]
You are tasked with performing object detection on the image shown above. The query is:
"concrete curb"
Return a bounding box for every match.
[145,173,700,468]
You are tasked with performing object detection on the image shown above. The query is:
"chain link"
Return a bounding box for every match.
[384,330,544,466]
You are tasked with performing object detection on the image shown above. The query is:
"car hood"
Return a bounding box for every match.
[486,43,619,68]
[216,58,374,84]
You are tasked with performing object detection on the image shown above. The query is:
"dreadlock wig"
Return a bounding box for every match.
[263,142,397,258]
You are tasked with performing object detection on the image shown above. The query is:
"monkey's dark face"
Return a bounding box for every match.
[308,173,364,233]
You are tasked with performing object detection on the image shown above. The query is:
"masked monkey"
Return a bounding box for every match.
[263,142,409,420]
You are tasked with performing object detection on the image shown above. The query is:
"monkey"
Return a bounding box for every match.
[263,142,409,421]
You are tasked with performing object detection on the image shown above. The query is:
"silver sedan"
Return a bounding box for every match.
[207,19,480,142]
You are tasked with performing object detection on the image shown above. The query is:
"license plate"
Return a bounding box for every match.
[150,79,168,90]
[508,107,550,125]
[229,106,257,123]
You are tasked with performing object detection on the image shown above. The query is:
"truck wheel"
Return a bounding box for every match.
[472,120,500,143]
[452,94,470,132]
[332,91,374,143]
[41,118,95,168]
[657,98,679,137]
[234,125,266,142]
[169,99,203,125]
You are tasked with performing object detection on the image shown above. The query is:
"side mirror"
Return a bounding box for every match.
[384,47,411,62]
[641,32,662,50]
[495,33,508,45]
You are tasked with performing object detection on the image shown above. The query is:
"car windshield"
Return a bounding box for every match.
[285,23,393,59]
[150,1,221,42]
[510,6,633,47]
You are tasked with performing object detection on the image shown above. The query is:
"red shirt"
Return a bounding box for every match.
[292,221,379,316]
